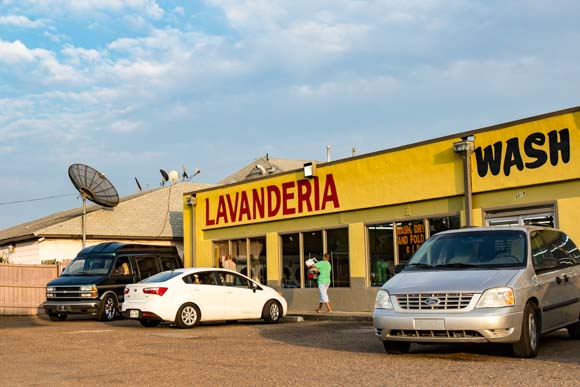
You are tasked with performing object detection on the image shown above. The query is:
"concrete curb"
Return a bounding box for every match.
[286,312,372,322]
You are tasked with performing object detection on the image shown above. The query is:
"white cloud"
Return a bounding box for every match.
[0,40,35,63]
[61,46,101,64]
[10,0,164,19]
[0,15,45,28]
[0,39,85,83]
[293,76,400,98]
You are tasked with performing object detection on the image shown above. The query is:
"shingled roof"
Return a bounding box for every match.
[0,182,213,244]
[218,156,311,185]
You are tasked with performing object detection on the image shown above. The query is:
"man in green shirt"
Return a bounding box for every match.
[311,253,332,313]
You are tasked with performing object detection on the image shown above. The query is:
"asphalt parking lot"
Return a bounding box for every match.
[0,315,579,386]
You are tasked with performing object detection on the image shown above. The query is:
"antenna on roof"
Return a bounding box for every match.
[182,165,189,181]
[68,163,119,248]
[134,177,142,192]
[182,165,200,181]
[160,169,169,186]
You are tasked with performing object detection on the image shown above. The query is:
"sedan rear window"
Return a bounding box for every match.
[139,270,182,283]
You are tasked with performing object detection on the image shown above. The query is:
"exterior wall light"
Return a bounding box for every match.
[453,136,475,227]
[303,161,317,178]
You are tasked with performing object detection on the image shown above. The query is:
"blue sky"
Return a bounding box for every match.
[1,0,579,230]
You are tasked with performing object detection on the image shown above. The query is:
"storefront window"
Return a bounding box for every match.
[397,220,426,264]
[429,216,460,236]
[368,223,394,287]
[303,230,323,288]
[327,228,350,287]
[214,241,228,268]
[281,233,300,288]
[249,237,267,284]
[232,239,247,274]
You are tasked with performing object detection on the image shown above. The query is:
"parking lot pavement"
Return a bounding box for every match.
[0,315,578,386]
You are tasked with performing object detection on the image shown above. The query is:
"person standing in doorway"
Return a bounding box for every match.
[223,254,236,271]
[311,253,332,313]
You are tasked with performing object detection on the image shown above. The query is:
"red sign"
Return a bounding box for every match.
[205,174,340,226]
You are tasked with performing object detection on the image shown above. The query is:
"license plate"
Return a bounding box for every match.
[129,310,139,318]
[414,318,445,330]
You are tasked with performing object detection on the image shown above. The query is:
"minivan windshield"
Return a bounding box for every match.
[404,230,527,270]
[61,255,115,276]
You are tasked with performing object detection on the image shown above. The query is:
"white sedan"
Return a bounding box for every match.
[121,268,287,328]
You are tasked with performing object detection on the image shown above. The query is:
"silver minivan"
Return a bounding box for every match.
[373,226,580,358]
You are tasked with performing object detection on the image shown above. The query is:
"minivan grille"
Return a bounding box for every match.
[390,329,483,339]
[395,293,474,310]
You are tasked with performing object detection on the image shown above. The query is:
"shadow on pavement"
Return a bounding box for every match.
[257,320,580,364]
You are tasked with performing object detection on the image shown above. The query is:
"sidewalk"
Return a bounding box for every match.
[286,310,372,322]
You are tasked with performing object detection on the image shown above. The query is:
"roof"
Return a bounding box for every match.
[217,156,312,185]
[0,181,213,244]
[77,242,179,255]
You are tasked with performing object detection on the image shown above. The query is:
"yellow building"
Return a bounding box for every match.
[183,106,580,312]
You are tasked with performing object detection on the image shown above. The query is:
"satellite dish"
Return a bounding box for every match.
[168,170,179,185]
[68,163,119,247]
[160,169,169,186]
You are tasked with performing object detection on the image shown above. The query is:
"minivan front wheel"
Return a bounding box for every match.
[97,294,118,322]
[512,302,540,358]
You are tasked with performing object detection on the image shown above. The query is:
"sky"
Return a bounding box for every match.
[1,0,579,230]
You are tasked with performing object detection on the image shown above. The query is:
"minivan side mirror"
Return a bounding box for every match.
[394,264,405,274]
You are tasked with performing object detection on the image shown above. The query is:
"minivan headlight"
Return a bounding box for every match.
[476,287,515,308]
[375,289,394,310]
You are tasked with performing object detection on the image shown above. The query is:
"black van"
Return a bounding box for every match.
[43,242,183,322]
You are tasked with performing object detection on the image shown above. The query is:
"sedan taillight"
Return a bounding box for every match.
[124,288,130,295]
[143,287,168,296]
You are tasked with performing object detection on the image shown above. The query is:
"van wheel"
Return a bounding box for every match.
[383,341,411,354]
[262,300,282,324]
[97,294,118,322]
[139,319,161,328]
[175,303,200,329]
[48,313,67,321]
[512,302,540,358]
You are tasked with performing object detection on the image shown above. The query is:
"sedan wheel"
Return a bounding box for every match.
[175,303,200,329]
[263,300,282,324]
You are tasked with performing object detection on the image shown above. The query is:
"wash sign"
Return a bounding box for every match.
[472,112,580,192]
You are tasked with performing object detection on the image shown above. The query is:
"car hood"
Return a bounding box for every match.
[47,275,106,286]
[384,269,521,293]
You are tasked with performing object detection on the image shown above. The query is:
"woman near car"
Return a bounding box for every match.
[311,253,332,314]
